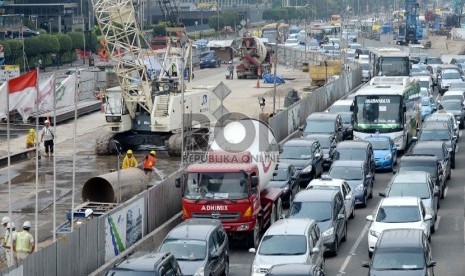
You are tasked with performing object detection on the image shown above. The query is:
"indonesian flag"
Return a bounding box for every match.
[3,71,38,123]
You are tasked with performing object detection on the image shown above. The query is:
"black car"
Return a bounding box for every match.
[339,112,354,140]
[158,219,229,276]
[414,123,457,168]
[300,113,344,142]
[409,141,452,180]
[106,252,182,276]
[279,139,324,187]
[304,134,337,170]
[362,229,436,275]
[199,51,221,69]
[266,264,326,276]
[269,163,299,206]
[333,141,376,180]
[397,155,444,200]
[440,99,465,129]
[329,160,373,207]
[287,189,347,256]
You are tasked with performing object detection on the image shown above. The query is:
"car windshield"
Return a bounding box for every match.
[303,120,334,134]
[184,172,249,200]
[419,130,451,141]
[313,137,331,148]
[441,101,462,110]
[399,163,437,177]
[388,182,431,199]
[372,250,425,270]
[107,271,156,275]
[449,82,465,89]
[442,72,461,79]
[159,239,206,261]
[329,105,351,113]
[412,148,444,159]
[361,63,370,70]
[334,148,366,160]
[375,206,421,223]
[272,169,289,181]
[280,145,313,159]
[288,201,331,222]
[340,113,352,124]
[200,52,214,58]
[418,81,429,89]
[258,235,307,255]
[368,139,390,150]
[329,166,362,180]
[323,45,335,51]
[421,98,431,106]
[426,58,442,64]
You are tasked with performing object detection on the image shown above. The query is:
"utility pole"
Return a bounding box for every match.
[273,24,278,115]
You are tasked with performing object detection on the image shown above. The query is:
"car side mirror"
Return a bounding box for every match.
[248,248,256,253]
[311,247,320,254]
[366,174,372,179]
[434,190,440,197]
[251,176,259,188]
[345,194,352,200]
[424,214,433,221]
[337,213,345,220]
[453,135,458,140]
[315,153,322,159]
[175,177,181,188]
[411,136,418,142]
[361,262,370,268]
[366,215,374,221]
[273,171,278,176]
[211,252,221,259]
[427,261,437,267]
[299,126,304,131]
[392,170,397,175]
[379,192,386,197]
[290,175,297,180]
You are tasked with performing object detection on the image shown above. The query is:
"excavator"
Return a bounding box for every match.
[92,0,218,156]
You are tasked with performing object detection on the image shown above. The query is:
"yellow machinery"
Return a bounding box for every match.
[309,60,342,86]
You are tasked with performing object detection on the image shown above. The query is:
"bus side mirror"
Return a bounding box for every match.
[403,106,407,112]
[251,176,259,187]
[175,177,181,188]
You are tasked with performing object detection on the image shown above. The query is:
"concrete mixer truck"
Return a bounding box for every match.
[236,37,272,79]
[175,119,283,248]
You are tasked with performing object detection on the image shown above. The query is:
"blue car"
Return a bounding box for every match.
[364,135,397,171]
[420,97,437,121]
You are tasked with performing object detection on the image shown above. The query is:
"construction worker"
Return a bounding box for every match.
[1,216,10,251]
[26,128,36,149]
[143,151,157,175]
[122,149,138,169]
[40,120,55,157]
[13,221,34,261]
[172,63,177,77]
[85,209,94,220]
[2,222,16,267]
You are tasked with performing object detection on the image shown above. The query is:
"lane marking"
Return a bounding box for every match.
[337,222,370,276]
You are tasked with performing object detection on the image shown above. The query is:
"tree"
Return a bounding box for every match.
[152,22,167,37]
[68,31,85,50]
[0,41,11,59]
[208,15,225,31]
[5,40,23,65]
[24,36,42,57]
[55,34,73,67]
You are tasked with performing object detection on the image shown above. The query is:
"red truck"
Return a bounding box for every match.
[236,37,272,79]
[175,119,283,247]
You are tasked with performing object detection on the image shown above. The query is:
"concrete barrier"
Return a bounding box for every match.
[89,212,182,276]
[0,148,36,169]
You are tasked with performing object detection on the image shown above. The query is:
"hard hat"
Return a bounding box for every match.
[23,221,31,228]
[6,222,15,229]
[127,149,133,154]
[29,128,35,133]
[150,150,156,156]
[1,216,10,225]
[44,120,50,124]
[85,208,93,218]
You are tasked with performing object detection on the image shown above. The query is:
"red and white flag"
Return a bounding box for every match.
[1,71,38,123]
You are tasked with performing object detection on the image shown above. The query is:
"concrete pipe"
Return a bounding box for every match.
[82,168,148,203]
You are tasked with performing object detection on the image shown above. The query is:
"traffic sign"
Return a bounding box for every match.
[213,105,230,121]
[212,82,231,101]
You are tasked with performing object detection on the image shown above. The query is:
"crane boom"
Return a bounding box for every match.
[91,0,153,118]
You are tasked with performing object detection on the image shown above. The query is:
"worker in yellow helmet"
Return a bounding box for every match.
[122,149,138,169]
[13,221,34,261]
[26,129,36,149]
[143,150,157,175]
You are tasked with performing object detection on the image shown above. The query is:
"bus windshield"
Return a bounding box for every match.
[184,172,249,200]
[354,95,402,132]
[378,57,410,76]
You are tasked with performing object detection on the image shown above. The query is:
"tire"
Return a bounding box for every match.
[275,198,283,221]
[349,205,355,219]
[222,260,229,276]
[320,257,325,271]
[270,203,277,225]
[369,183,374,199]
[332,237,339,256]
[248,219,261,248]
[431,222,436,234]
[361,192,368,208]
[368,250,373,258]
[451,158,456,169]
[342,222,347,242]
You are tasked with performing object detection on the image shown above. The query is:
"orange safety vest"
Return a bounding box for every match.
[143,155,156,170]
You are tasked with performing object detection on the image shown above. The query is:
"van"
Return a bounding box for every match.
[301,113,344,142]
[200,51,220,69]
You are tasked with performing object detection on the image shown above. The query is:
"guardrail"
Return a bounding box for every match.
[1,49,362,276]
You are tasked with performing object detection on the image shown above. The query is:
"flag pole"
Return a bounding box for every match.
[52,73,56,242]
[6,78,13,261]
[70,72,78,232]
[34,66,39,252]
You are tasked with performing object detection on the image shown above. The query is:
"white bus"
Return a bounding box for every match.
[353,77,422,150]
[369,47,410,77]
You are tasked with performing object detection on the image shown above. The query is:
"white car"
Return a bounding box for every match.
[439,69,463,93]
[366,197,433,256]
[327,99,354,113]
[249,218,325,276]
[284,38,299,47]
[306,175,355,220]
[442,90,465,106]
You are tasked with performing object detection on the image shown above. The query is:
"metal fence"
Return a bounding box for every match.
[359,36,442,56]
[1,47,362,276]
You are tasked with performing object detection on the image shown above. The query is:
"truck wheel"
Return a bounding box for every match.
[248,219,261,248]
